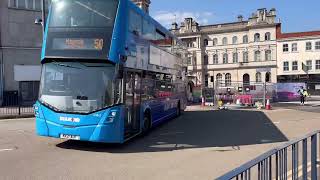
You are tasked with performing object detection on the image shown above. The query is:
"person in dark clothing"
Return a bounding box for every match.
[298,86,305,105]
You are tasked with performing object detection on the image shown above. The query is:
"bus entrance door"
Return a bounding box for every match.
[124,71,141,137]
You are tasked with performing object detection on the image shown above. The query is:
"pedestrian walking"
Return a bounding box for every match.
[298,86,307,105]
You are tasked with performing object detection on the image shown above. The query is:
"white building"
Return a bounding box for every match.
[171,8,278,92]
[277,28,320,82]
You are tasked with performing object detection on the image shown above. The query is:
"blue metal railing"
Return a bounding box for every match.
[217,130,320,180]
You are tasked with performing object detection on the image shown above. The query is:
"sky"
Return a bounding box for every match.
[150,0,320,33]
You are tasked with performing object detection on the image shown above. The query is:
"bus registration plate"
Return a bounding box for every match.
[60,134,80,140]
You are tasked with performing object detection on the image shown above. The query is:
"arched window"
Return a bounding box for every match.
[243,52,248,63]
[225,73,232,86]
[213,54,218,64]
[265,50,272,61]
[216,73,223,84]
[204,39,209,46]
[223,53,228,64]
[254,33,260,42]
[233,52,238,63]
[243,35,248,44]
[204,55,208,65]
[232,36,238,44]
[254,50,261,61]
[205,74,209,87]
[213,38,218,46]
[265,72,271,83]
[243,74,250,86]
[256,72,262,82]
[265,32,271,41]
[222,37,228,45]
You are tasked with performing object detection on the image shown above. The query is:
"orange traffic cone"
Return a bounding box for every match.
[266,99,271,110]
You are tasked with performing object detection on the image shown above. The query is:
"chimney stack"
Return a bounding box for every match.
[132,0,151,14]
[237,15,244,22]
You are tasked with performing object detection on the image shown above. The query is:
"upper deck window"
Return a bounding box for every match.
[49,0,119,28]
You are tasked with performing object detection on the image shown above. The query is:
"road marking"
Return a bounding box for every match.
[0,148,14,152]
[0,118,34,122]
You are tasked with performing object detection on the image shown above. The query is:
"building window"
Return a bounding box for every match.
[256,72,262,82]
[243,35,248,44]
[254,51,261,61]
[9,0,17,7]
[254,33,260,42]
[306,60,312,71]
[216,73,222,83]
[265,72,271,83]
[193,57,197,65]
[20,81,40,105]
[222,37,228,45]
[265,32,271,41]
[292,43,298,52]
[223,53,228,64]
[204,55,208,65]
[283,44,289,52]
[205,74,209,87]
[213,54,218,64]
[9,0,44,10]
[187,42,193,48]
[315,41,320,50]
[213,38,218,46]
[316,60,320,70]
[187,57,192,65]
[204,39,209,46]
[292,61,298,71]
[283,61,289,71]
[233,52,238,63]
[265,50,272,61]
[225,73,231,86]
[243,52,248,63]
[306,42,312,51]
[232,36,238,44]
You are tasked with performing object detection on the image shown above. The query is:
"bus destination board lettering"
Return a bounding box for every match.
[52,38,104,50]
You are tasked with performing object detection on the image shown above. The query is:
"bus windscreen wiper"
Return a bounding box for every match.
[52,62,82,69]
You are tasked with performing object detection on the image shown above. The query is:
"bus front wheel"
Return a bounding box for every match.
[142,112,151,134]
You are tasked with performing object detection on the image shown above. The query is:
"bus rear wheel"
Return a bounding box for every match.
[142,112,151,134]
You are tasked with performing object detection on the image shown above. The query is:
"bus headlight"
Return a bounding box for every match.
[33,104,40,117]
[105,110,118,124]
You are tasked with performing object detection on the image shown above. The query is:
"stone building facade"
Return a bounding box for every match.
[171,8,278,91]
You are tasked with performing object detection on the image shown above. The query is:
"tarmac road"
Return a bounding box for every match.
[1,105,320,180]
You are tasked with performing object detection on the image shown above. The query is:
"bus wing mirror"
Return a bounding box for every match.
[35,18,43,25]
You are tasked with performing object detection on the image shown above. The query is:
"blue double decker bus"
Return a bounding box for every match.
[34,0,188,143]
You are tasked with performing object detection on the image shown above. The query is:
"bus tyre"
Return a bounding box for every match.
[142,112,151,134]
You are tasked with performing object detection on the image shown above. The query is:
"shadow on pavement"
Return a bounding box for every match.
[56,110,288,153]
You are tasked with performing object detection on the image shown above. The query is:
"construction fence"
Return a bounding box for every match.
[201,82,311,107]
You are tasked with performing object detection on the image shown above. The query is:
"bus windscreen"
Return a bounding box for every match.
[49,0,119,28]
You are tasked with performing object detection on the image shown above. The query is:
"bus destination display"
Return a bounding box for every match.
[52,38,104,51]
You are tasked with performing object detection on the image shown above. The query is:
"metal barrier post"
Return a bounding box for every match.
[311,135,317,180]
[303,139,308,180]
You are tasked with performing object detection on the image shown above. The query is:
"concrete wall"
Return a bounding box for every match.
[0,1,43,94]
[3,48,41,91]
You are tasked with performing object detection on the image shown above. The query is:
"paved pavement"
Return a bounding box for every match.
[1,105,320,180]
